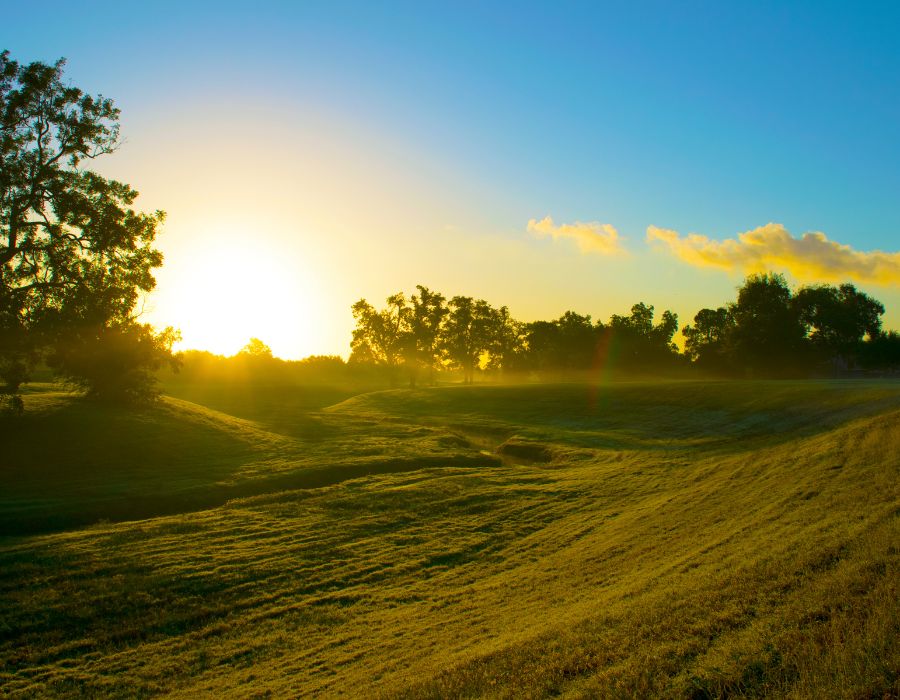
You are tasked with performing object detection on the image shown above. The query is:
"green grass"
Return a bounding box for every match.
[1,379,898,697]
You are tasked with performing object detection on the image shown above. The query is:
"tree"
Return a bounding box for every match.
[860,330,900,371]
[553,311,597,371]
[440,296,496,384]
[520,320,560,373]
[349,294,409,384]
[728,273,806,376]
[49,323,179,403]
[484,305,523,374]
[238,337,273,358]
[608,302,680,370]
[794,283,883,369]
[682,306,734,371]
[1,51,174,399]
[408,285,447,386]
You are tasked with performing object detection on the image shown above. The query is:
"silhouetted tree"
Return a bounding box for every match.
[349,294,409,384]
[346,278,897,382]
[520,320,560,373]
[608,302,680,370]
[1,51,176,401]
[440,296,496,383]
[239,337,273,358]
[728,273,806,376]
[682,307,735,372]
[794,283,883,370]
[49,323,180,403]
[484,305,523,374]
[408,285,447,386]
[553,311,597,371]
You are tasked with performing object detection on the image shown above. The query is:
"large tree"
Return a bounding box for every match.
[1,51,175,398]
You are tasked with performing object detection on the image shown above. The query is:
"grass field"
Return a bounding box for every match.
[1,379,898,697]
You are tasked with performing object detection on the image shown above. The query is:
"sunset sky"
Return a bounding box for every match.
[5,1,900,358]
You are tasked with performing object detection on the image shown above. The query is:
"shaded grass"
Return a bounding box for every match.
[0,385,495,535]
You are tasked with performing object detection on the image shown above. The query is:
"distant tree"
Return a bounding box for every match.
[297,354,345,369]
[728,273,806,376]
[608,302,680,370]
[408,285,447,386]
[794,283,884,369]
[0,51,174,400]
[238,337,273,358]
[349,294,409,384]
[682,306,735,372]
[516,313,599,375]
[520,320,560,373]
[553,311,597,371]
[484,305,523,374]
[440,296,496,384]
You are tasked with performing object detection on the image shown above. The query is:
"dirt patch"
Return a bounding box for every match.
[496,439,554,464]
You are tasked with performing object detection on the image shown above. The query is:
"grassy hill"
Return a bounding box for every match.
[1,380,898,697]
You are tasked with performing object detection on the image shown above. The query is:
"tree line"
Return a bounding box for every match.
[350,274,900,384]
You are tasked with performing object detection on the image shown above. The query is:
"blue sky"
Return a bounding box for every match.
[4,1,900,356]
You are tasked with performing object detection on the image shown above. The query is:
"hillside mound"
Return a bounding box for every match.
[329,380,900,449]
[0,390,292,534]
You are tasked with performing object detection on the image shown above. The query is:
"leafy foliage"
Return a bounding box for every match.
[684,274,891,377]
[49,322,180,403]
[238,337,274,358]
[407,285,447,386]
[0,51,173,400]
[440,296,498,384]
[349,294,409,378]
[607,302,680,369]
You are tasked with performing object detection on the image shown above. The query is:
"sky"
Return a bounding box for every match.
[5,1,900,358]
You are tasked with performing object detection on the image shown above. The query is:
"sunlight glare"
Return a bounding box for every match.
[154,226,323,359]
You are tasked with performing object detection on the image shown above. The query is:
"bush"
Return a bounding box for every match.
[48,323,181,403]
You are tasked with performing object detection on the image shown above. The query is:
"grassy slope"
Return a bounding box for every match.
[0,383,493,535]
[0,380,898,697]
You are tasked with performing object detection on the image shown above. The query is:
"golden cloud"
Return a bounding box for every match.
[527,216,624,255]
[646,222,900,286]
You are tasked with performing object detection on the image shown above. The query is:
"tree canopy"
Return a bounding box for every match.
[1,51,177,400]
[683,274,892,377]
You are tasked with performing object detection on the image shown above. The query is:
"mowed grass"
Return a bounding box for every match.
[0,383,492,535]
[0,380,898,697]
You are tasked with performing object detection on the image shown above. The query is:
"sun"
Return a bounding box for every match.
[150,225,323,359]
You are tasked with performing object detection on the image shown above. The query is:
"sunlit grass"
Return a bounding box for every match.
[0,380,898,697]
